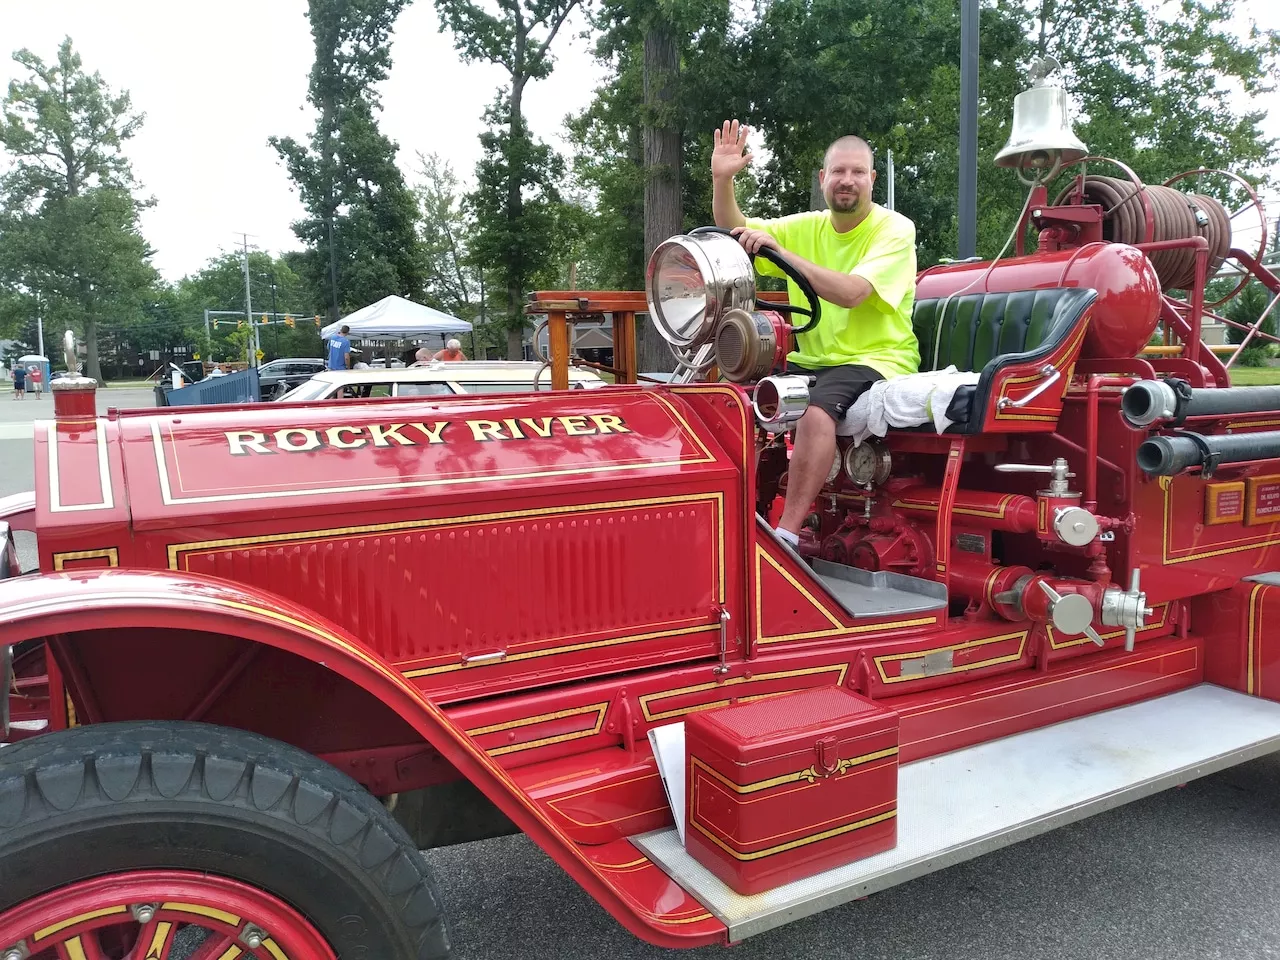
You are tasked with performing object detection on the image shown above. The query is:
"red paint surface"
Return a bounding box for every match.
[685,688,898,895]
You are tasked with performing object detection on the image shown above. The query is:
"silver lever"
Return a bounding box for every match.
[1037,579,1105,647]
[1102,568,1151,651]
[994,457,1074,495]
[997,364,1060,409]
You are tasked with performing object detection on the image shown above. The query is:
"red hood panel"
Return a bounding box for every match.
[118,388,735,529]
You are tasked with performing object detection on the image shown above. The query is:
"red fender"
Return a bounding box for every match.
[0,492,35,533]
[0,568,725,949]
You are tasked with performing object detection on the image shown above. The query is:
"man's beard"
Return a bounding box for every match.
[828,191,860,213]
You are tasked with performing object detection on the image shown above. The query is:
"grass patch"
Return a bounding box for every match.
[1227,366,1280,386]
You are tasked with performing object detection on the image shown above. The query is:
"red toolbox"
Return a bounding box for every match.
[684,685,899,895]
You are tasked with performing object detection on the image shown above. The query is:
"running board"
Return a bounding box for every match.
[757,515,947,618]
[631,684,1280,941]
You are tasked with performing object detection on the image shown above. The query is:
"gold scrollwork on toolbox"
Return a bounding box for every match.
[690,807,898,861]
[466,702,609,757]
[874,631,1028,684]
[638,664,850,722]
[690,746,898,796]
[52,548,120,571]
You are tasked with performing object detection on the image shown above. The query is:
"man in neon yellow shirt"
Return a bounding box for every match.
[711,119,919,546]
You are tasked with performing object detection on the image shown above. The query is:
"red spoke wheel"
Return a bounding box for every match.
[0,870,335,959]
[0,723,450,959]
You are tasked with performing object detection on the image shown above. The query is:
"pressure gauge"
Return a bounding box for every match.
[826,451,842,485]
[843,440,892,487]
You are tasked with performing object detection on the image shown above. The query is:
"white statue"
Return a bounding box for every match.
[63,330,79,375]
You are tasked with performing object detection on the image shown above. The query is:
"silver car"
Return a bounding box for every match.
[278,360,607,401]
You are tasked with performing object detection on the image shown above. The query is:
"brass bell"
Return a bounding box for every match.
[995,58,1088,178]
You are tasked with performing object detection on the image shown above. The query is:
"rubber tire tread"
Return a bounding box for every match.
[0,721,450,959]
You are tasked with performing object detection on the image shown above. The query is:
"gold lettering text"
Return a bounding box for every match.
[226,431,271,456]
[409,421,450,444]
[275,428,321,452]
[501,418,527,439]
[468,420,507,441]
[518,417,556,438]
[558,415,596,436]
[369,423,413,446]
[590,414,630,434]
[326,425,367,449]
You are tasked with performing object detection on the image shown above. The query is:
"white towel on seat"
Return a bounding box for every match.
[837,366,982,443]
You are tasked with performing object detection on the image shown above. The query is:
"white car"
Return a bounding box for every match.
[278,360,607,402]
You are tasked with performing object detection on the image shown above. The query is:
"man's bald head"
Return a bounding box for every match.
[824,135,874,171]
[818,135,876,220]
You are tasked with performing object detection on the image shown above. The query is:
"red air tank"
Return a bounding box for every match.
[915,242,1162,360]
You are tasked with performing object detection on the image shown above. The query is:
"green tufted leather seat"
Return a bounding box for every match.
[907,287,1098,432]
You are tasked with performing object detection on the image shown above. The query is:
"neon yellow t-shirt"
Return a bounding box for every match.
[745,205,920,377]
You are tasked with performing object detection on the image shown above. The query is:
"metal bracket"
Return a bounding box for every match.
[997,364,1061,409]
[901,649,955,677]
[713,607,733,676]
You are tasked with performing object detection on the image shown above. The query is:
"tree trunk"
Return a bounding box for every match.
[639,24,682,375]
[506,76,528,361]
[84,317,103,384]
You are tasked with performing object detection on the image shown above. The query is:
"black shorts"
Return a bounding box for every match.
[787,362,884,422]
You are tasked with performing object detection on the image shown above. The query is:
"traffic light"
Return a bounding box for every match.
[237,319,245,328]
[285,316,295,328]
[261,314,269,324]
[314,316,322,327]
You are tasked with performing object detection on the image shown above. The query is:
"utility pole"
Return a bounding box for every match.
[240,233,257,367]
[958,0,980,259]
[327,216,340,324]
[35,288,44,364]
[270,274,279,358]
[887,149,896,212]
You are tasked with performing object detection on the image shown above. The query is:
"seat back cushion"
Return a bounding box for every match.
[912,287,1097,374]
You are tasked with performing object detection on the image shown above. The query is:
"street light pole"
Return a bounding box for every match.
[958,0,980,259]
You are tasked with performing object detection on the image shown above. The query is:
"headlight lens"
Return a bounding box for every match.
[646,233,756,348]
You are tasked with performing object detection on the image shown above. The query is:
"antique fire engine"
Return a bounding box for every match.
[3,59,1280,959]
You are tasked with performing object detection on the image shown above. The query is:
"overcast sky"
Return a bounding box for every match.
[2,0,1278,283]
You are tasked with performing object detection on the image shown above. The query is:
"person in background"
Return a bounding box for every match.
[208,364,226,378]
[433,338,466,362]
[28,365,42,397]
[414,347,432,364]
[326,324,353,370]
[12,364,25,399]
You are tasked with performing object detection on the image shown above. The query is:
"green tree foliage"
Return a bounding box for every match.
[571,0,1278,284]
[270,0,425,321]
[435,0,585,358]
[415,152,481,320]
[0,38,158,381]
[173,251,326,363]
[1029,0,1279,190]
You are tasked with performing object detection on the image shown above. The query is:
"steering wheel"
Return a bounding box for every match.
[689,226,822,334]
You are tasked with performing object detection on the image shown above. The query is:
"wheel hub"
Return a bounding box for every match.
[0,871,336,960]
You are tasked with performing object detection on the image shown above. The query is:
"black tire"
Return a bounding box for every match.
[0,721,450,958]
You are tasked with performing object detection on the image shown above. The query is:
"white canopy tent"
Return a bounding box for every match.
[321,296,471,342]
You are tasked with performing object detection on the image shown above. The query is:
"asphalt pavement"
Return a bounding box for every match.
[6,386,1280,958]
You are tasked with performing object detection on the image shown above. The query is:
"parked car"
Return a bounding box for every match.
[256,357,327,399]
[277,360,607,401]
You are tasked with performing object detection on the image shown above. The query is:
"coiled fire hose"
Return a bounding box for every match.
[1052,175,1231,290]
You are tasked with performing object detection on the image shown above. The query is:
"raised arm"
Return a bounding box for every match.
[711,120,753,229]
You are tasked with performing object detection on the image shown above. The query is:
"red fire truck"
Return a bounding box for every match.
[3,75,1280,960]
